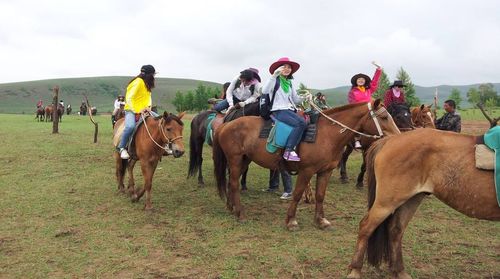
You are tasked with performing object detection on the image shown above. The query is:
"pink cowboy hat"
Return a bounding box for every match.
[269,57,300,75]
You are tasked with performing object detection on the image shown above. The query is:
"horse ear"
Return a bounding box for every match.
[428,104,433,108]
[373,99,381,108]
[163,111,169,118]
[178,111,186,119]
[420,104,425,110]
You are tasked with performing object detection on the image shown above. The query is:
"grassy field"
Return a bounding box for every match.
[0,114,499,278]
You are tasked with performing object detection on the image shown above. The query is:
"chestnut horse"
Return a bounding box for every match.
[35,106,45,122]
[213,100,400,229]
[44,105,53,122]
[411,104,435,128]
[114,111,185,210]
[339,102,414,187]
[347,128,500,279]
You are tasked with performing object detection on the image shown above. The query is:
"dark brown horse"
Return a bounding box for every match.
[57,104,64,122]
[188,101,260,187]
[213,100,400,229]
[339,102,414,187]
[347,128,500,279]
[411,104,435,128]
[35,106,45,122]
[112,105,125,128]
[114,111,186,210]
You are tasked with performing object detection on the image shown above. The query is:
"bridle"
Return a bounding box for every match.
[141,113,183,153]
[412,109,434,128]
[309,100,387,139]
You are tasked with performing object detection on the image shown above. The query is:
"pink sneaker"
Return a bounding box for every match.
[283,150,301,161]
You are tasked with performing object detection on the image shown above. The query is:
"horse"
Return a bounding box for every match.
[114,111,186,210]
[57,104,64,122]
[188,101,260,188]
[44,105,53,122]
[112,105,125,128]
[80,103,87,116]
[66,104,72,115]
[212,100,400,229]
[35,106,45,122]
[411,104,435,128]
[347,128,500,279]
[339,102,414,187]
[90,107,97,116]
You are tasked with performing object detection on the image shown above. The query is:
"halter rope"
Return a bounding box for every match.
[141,113,183,152]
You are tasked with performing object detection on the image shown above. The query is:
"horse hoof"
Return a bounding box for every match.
[317,218,332,230]
[238,216,247,223]
[393,271,412,279]
[144,205,153,211]
[340,177,349,184]
[356,183,364,189]
[347,269,362,279]
[198,181,205,187]
[286,220,299,231]
[131,195,139,203]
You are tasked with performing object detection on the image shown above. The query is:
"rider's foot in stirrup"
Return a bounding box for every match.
[283,150,300,162]
[120,148,130,159]
[354,140,362,149]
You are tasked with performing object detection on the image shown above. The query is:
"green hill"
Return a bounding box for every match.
[0,76,221,114]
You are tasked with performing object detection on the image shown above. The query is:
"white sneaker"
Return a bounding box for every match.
[120,148,130,159]
[280,192,293,200]
[354,141,362,149]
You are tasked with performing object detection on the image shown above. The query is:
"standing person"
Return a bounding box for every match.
[347,61,383,148]
[118,65,158,159]
[384,80,406,107]
[314,92,329,109]
[263,57,312,161]
[36,99,43,108]
[435,99,461,133]
[263,169,293,200]
[214,68,262,113]
[111,95,125,124]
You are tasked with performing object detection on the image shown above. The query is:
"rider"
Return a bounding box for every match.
[348,61,383,149]
[36,99,43,108]
[213,68,262,113]
[112,95,125,124]
[264,57,312,162]
[384,80,406,108]
[314,92,329,109]
[118,65,158,159]
[59,99,64,108]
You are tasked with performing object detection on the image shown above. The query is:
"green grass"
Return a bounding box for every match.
[0,114,499,278]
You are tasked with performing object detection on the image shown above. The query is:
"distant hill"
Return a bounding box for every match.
[1,76,499,114]
[314,83,500,107]
[0,76,221,114]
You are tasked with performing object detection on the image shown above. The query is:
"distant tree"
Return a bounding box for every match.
[299,83,308,91]
[172,91,185,112]
[396,67,420,106]
[448,88,463,109]
[485,97,497,113]
[466,87,481,107]
[373,70,390,100]
[184,91,194,111]
[478,83,498,105]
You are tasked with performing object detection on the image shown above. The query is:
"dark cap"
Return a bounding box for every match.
[140,65,156,75]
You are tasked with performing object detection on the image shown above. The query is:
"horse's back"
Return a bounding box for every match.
[113,118,126,147]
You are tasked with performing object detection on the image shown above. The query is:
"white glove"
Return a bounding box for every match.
[272,66,284,78]
[238,102,246,108]
[227,106,234,112]
[371,61,382,69]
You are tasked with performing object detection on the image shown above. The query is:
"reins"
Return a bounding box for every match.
[141,113,183,152]
[308,100,384,139]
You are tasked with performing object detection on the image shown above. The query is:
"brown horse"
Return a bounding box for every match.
[35,106,45,122]
[347,128,500,279]
[44,105,54,122]
[411,104,435,128]
[57,104,64,122]
[114,111,186,210]
[213,100,400,229]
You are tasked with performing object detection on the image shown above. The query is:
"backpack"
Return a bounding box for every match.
[260,79,281,120]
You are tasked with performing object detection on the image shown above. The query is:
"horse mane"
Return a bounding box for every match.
[161,113,184,126]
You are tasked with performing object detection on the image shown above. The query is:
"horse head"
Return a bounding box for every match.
[387,103,413,131]
[161,111,186,158]
[412,104,435,128]
[359,99,401,138]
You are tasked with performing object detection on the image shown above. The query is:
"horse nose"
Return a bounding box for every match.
[173,150,185,158]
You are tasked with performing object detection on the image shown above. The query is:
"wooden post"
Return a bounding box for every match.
[83,95,99,143]
[52,86,59,134]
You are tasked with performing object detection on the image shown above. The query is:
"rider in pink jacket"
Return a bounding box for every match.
[348,62,382,104]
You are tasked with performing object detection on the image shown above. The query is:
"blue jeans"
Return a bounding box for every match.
[272,110,307,151]
[118,110,159,149]
[213,97,242,112]
[269,169,292,193]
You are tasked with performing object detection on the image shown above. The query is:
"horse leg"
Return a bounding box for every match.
[347,205,397,279]
[141,159,158,211]
[355,150,366,188]
[387,194,426,279]
[127,159,139,200]
[286,172,314,230]
[314,169,334,230]
[240,165,249,191]
[228,158,245,221]
[340,145,353,183]
[115,153,125,193]
[196,138,205,186]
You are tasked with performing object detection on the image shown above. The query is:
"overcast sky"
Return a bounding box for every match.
[1,0,499,88]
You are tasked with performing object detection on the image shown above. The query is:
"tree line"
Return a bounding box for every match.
[172,84,221,112]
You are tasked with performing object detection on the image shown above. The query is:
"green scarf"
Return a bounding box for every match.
[279,75,291,93]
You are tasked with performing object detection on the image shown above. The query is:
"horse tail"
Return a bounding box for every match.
[212,129,227,199]
[188,117,202,178]
[366,137,392,267]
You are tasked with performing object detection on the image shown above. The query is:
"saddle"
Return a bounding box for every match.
[112,115,148,159]
[259,110,320,153]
